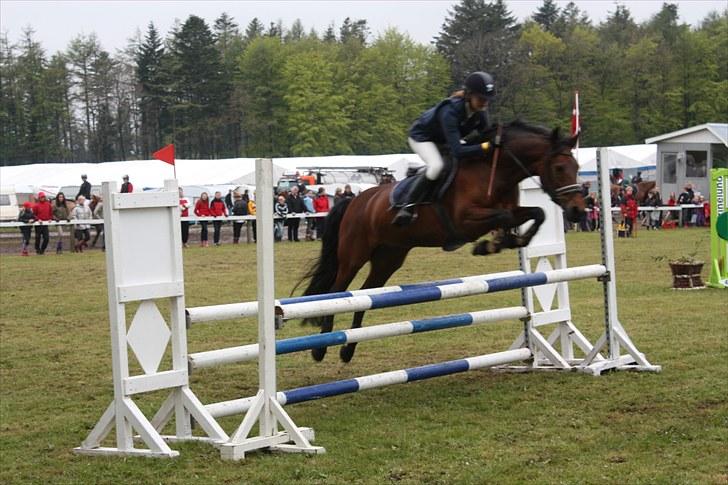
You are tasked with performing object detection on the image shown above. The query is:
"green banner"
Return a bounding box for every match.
[708,168,728,288]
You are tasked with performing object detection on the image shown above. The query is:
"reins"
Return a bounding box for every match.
[487,128,581,203]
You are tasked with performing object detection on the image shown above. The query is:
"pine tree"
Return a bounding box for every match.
[136,23,166,157]
[533,0,560,33]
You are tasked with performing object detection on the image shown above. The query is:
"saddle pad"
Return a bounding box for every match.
[389,158,459,208]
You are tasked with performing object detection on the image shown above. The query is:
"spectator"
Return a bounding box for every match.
[247,195,257,242]
[588,193,600,232]
[194,192,211,247]
[704,196,711,226]
[303,189,315,241]
[677,184,694,227]
[179,188,190,248]
[274,195,288,241]
[343,184,355,199]
[694,194,706,227]
[120,175,133,193]
[52,192,73,254]
[224,189,234,215]
[32,191,53,255]
[620,186,638,237]
[92,195,104,250]
[334,187,344,204]
[231,191,247,244]
[18,201,36,256]
[71,195,92,252]
[76,174,91,200]
[209,191,227,246]
[645,188,662,230]
[242,189,250,204]
[313,187,330,239]
[286,186,304,242]
[89,194,103,248]
[583,191,596,231]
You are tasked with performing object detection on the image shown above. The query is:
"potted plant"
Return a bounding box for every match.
[653,234,706,290]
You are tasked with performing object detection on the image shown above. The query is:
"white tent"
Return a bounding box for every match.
[576,144,656,176]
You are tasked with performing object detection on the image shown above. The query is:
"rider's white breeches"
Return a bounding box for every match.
[408,138,444,181]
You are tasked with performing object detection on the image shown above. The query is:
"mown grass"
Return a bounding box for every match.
[0,227,726,484]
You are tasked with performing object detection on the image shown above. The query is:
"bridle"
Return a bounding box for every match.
[488,126,581,204]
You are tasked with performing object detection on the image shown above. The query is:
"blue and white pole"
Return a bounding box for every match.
[206,348,532,419]
[188,306,529,370]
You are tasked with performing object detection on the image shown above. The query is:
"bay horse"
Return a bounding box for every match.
[610,181,656,204]
[297,121,585,362]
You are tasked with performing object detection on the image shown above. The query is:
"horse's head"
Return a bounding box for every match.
[538,128,585,223]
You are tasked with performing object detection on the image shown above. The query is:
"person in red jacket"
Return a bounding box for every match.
[313,187,330,240]
[620,186,638,238]
[120,175,134,193]
[194,192,211,247]
[209,191,228,246]
[32,191,53,254]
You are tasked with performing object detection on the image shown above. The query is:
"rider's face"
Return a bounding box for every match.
[469,95,489,112]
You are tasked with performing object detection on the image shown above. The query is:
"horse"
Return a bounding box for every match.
[610,181,656,204]
[297,121,585,363]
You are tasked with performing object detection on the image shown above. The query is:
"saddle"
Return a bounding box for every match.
[389,153,458,208]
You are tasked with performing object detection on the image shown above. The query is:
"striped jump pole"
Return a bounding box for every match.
[278,264,607,321]
[206,348,532,419]
[186,270,524,325]
[189,306,529,370]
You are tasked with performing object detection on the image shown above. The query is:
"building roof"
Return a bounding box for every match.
[645,123,728,146]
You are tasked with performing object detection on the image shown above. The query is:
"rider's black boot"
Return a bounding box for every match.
[392,176,434,226]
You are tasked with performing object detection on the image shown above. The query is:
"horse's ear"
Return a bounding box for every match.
[567,131,580,148]
[551,127,561,143]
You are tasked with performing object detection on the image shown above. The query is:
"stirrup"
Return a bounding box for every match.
[392,205,417,226]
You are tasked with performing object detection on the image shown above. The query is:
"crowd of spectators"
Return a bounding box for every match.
[14,169,713,255]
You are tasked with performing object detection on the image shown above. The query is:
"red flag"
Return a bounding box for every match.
[571,91,580,136]
[153,144,175,165]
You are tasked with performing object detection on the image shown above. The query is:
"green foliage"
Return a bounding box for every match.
[1,5,727,165]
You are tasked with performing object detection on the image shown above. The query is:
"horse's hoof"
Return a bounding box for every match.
[339,345,355,363]
[311,347,327,361]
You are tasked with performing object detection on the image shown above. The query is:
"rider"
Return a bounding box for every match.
[392,71,495,226]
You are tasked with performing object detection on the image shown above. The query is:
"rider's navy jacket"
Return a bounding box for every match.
[409,96,489,160]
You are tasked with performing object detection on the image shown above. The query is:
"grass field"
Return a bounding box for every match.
[0,227,726,484]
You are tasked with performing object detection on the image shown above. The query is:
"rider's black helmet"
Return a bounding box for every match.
[464,71,495,99]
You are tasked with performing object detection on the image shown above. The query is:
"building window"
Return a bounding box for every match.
[662,152,676,183]
[686,150,707,177]
[713,144,728,169]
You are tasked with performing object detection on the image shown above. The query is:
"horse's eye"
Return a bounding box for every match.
[554,165,565,174]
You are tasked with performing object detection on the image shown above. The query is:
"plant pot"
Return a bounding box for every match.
[668,261,705,289]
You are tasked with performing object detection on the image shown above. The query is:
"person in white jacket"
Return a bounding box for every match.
[71,195,93,252]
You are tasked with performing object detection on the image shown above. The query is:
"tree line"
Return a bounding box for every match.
[1,0,726,165]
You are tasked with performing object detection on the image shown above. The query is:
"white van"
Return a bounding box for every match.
[0,186,20,221]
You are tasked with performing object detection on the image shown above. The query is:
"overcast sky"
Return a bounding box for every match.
[1,1,725,55]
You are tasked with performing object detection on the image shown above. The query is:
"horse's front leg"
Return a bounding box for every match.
[499,206,546,249]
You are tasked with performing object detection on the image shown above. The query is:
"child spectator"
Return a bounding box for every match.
[18,201,35,256]
[231,191,247,244]
[32,192,53,254]
[620,186,638,237]
[209,191,227,246]
[274,195,288,242]
[313,187,330,239]
[247,195,257,242]
[120,175,133,193]
[645,189,662,230]
[52,192,73,254]
[71,195,92,252]
[303,189,315,240]
[179,188,190,248]
[194,192,211,247]
[695,195,706,227]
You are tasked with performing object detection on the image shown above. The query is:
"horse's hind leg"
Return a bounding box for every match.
[311,247,371,362]
[340,246,410,363]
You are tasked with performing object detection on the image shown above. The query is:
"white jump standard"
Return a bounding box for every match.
[76,150,659,460]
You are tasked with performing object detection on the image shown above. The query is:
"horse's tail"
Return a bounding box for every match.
[293,197,353,325]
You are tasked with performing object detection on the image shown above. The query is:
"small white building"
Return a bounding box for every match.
[646,123,728,198]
